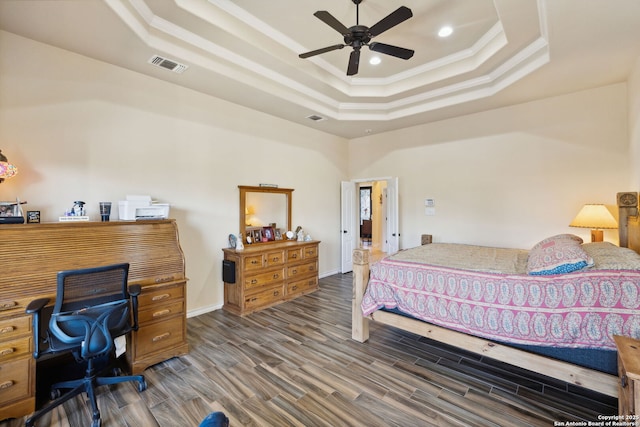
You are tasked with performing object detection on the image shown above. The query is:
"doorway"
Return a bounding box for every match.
[340,177,399,273]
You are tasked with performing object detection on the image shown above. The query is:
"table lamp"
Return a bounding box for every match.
[569,204,618,242]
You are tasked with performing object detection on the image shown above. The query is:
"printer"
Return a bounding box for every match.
[118,195,170,220]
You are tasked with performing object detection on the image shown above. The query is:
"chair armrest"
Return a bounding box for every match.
[26,298,50,315]
[128,284,141,297]
[25,298,50,359]
[128,285,141,331]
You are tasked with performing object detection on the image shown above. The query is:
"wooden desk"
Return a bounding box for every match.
[0,220,189,421]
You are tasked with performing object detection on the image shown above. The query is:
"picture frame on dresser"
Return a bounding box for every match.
[263,226,275,241]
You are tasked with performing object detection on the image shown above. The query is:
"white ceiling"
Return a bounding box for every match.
[1,0,640,139]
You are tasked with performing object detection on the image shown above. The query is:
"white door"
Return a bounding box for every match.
[340,181,356,273]
[386,177,399,254]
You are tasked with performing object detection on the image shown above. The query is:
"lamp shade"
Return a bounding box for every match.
[569,204,618,229]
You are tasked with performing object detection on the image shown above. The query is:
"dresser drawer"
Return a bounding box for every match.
[244,285,283,311]
[287,260,317,279]
[287,276,318,297]
[0,315,31,341]
[0,357,32,405]
[265,250,285,267]
[287,248,303,262]
[135,319,185,358]
[138,301,184,325]
[138,284,184,307]
[244,254,265,271]
[0,336,31,364]
[245,268,285,291]
[303,245,318,259]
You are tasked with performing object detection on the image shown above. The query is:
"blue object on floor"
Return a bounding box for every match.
[199,412,229,427]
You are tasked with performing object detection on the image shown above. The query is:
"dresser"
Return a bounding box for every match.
[222,240,319,315]
[0,220,188,421]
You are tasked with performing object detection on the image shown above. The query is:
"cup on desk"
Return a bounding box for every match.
[99,202,112,222]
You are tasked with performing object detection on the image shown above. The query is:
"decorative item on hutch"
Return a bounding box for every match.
[0,149,18,183]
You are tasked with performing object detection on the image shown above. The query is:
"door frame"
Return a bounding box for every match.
[340,177,399,273]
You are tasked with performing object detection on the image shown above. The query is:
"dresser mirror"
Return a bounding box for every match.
[239,186,293,243]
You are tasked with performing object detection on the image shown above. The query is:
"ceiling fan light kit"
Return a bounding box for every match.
[299,0,414,76]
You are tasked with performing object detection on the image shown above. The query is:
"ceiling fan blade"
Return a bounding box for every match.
[299,44,345,59]
[314,11,350,35]
[368,6,413,37]
[347,49,361,76]
[369,42,414,60]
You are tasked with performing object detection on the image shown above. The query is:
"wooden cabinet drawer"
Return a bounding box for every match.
[287,276,318,297]
[0,357,32,405]
[135,319,185,358]
[0,336,31,364]
[138,301,184,325]
[244,285,283,311]
[303,245,318,259]
[244,255,264,271]
[245,268,285,291]
[265,250,285,267]
[287,260,317,279]
[138,284,184,307]
[287,248,303,262]
[0,316,31,341]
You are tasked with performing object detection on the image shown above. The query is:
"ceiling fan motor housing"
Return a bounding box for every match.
[345,25,371,47]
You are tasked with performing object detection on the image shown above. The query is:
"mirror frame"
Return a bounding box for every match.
[239,185,293,243]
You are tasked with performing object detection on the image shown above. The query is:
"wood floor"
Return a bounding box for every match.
[2,273,617,427]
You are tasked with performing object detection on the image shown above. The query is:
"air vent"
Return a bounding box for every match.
[306,114,326,122]
[148,55,188,74]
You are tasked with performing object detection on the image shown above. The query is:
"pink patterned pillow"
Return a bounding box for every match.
[527,234,593,275]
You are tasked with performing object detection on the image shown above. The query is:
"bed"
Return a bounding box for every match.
[352,192,640,397]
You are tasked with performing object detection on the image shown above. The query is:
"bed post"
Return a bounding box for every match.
[352,248,370,342]
[618,192,639,251]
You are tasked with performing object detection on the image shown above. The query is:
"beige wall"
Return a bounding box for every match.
[349,84,631,249]
[0,31,347,316]
[629,56,640,189]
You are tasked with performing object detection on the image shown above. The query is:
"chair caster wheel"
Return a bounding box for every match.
[138,378,147,392]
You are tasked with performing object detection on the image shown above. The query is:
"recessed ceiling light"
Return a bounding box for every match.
[369,56,381,65]
[438,26,453,38]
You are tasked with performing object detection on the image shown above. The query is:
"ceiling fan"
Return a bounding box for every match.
[299,0,414,76]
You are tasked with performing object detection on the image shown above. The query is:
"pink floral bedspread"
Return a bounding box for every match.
[361,244,640,349]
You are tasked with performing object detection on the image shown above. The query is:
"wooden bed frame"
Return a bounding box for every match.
[352,193,640,397]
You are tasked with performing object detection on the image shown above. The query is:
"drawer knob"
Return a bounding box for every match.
[251,260,259,265]
[0,301,17,311]
[292,269,297,274]
[251,279,258,284]
[291,254,298,259]
[273,291,279,296]
[273,274,279,279]
[0,326,15,334]
[292,286,298,291]
[152,309,171,318]
[152,293,171,301]
[152,332,171,342]
[272,257,279,262]
[0,380,14,390]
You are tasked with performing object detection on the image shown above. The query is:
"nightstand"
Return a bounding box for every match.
[614,335,640,415]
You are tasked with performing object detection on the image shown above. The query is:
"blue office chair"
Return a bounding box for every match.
[25,263,147,427]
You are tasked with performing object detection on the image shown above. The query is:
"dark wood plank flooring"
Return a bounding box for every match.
[1,273,617,426]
